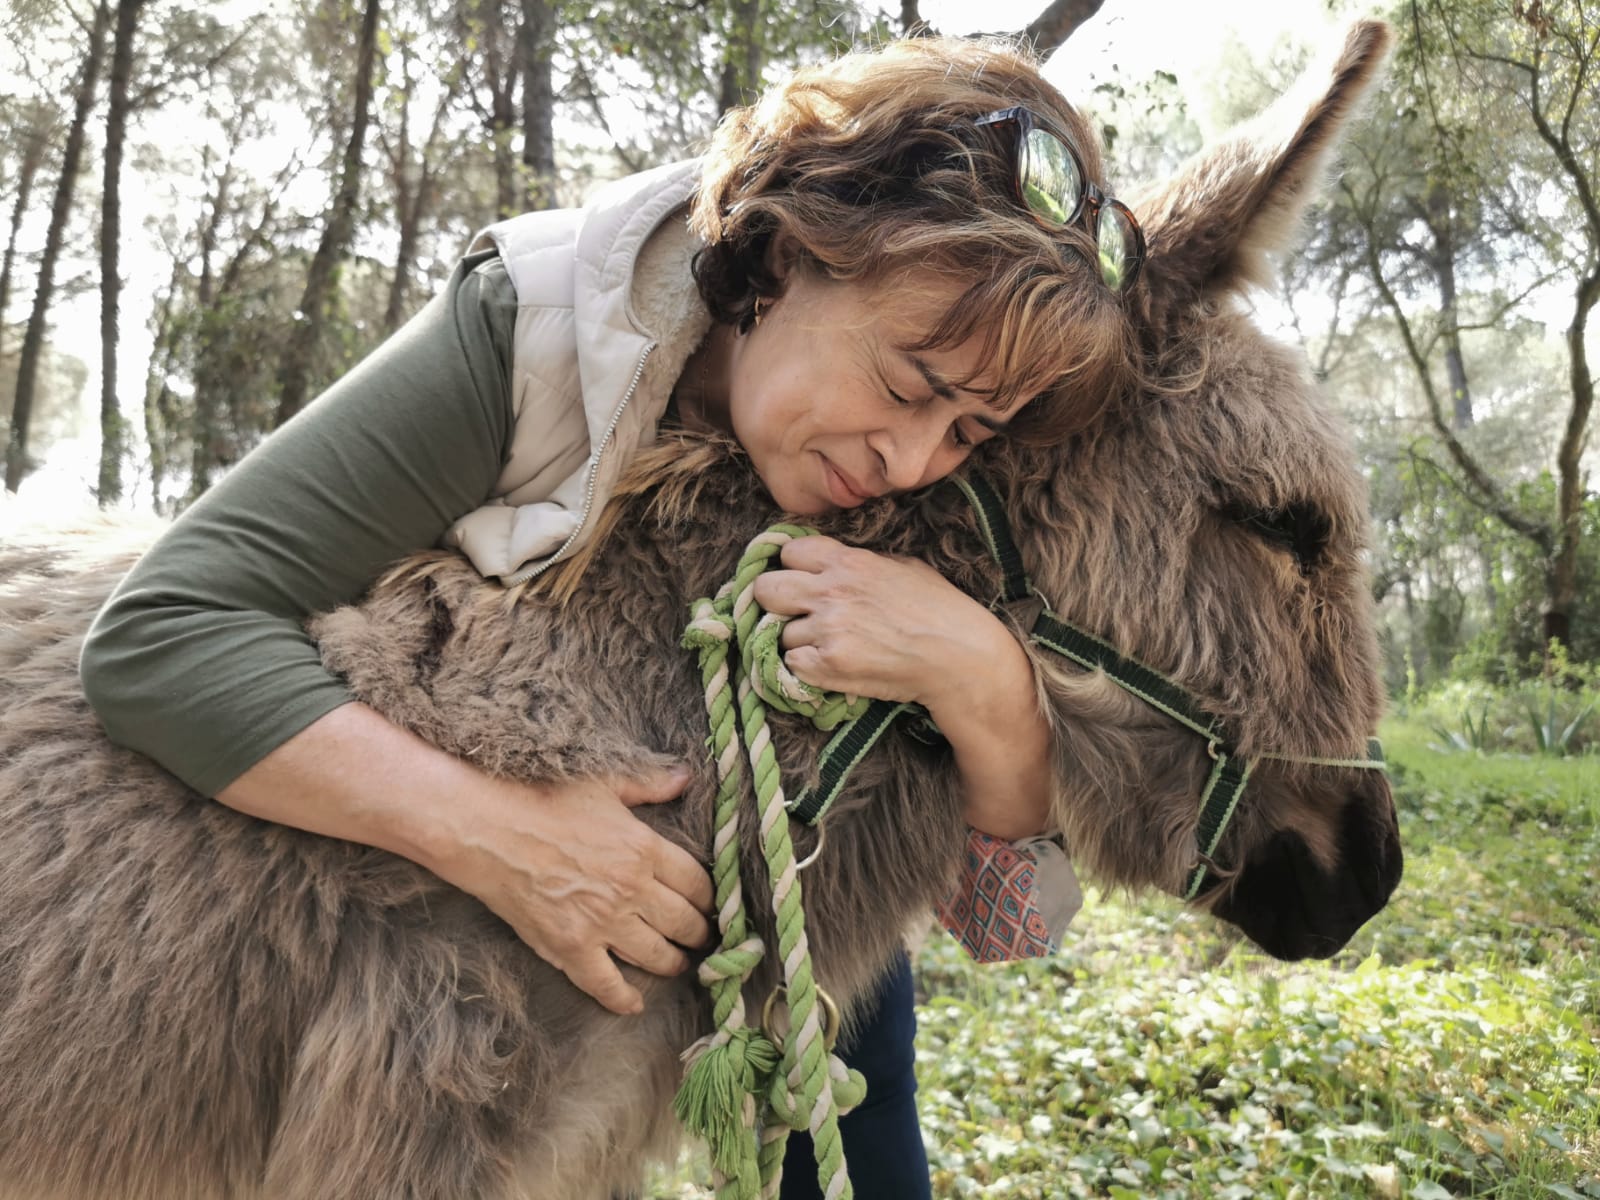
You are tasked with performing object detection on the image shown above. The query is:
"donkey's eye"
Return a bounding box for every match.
[1223,502,1331,574]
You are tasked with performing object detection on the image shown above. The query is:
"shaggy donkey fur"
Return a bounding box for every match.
[0,22,1400,1200]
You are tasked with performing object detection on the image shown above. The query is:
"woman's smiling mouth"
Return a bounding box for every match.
[821,455,876,508]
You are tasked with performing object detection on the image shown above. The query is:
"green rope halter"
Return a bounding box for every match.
[676,525,869,1200]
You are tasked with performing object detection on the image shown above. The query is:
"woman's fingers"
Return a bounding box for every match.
[652,836,716,915]
[775,534,844,571]
[611,766,716,915]
[562,947,645,1016]
[611,916,693,979]
[643,878,713,949]
[613,764,693,807]
[750,568,818,616]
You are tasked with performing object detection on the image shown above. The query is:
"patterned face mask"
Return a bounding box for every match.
[936,830,1083,962]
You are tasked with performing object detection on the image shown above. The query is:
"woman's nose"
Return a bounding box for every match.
[872,415,950,491]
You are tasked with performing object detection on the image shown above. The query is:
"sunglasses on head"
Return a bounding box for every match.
[975,106,1146,294]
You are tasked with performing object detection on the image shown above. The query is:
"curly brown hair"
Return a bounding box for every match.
[689,35,1141,444]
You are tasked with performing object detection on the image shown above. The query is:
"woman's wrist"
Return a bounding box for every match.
[919,606,1029,730]
[922,615,1054,840]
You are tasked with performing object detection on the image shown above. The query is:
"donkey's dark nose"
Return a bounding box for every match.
[1213,775,1403,960]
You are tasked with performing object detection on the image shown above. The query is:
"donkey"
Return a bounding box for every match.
[0,22,1399,1200]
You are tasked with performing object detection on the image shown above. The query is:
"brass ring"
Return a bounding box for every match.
[760,985,842,1052]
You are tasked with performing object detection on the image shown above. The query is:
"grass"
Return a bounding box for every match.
[653,718,1599,1198]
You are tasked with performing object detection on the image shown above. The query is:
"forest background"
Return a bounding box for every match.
[3,0,1598,705]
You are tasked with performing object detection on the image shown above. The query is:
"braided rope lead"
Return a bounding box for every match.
[675,526,868,1200]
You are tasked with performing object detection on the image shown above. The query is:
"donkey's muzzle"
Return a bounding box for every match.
[1213,772,1403,961]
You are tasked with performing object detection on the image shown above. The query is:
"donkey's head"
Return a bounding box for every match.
[988,20,1400,960]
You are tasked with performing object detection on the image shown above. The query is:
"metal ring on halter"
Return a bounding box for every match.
[794,820,826,871]
[761,985,842,1052]
[1207,738,1222,762]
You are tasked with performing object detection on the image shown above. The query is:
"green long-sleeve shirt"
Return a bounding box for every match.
[80,250,520,796]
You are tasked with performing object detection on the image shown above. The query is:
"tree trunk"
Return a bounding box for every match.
[1023,0,1105,59]
[143,251,184,513]
[382,41,455,334]
[98,0,148,507]
[0,113,52,368]
[1424,182,1473,430]
[383,209,422,336]
[717,0,764,117]
[4,0,112,494]
[482,21,519,220]
[189,154,231,496]
[381,43,415,336]
[382,169,436,334]
[275,0,382,428]
[519,0,555,211]
[1547,269,1598,652]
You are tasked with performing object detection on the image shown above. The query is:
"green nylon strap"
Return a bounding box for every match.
[779,469,1390,879]
[1182,751,1254,899]
[950,473,1033,604]
[957,471,1387,903]
[787,699,919,826]
[1262,738,1386,770]
[1030,611,1228,747]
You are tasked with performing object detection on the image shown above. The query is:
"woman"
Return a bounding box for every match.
[80,34,1140,1198]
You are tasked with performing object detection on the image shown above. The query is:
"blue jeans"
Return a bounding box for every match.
[778,952,931,1200]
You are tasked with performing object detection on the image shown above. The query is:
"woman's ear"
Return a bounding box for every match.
[762,231,802,288]
[740,232,800,332]
[1129,20,1394,326]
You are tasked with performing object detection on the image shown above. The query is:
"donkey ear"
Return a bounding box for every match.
[1130,20,1394,317]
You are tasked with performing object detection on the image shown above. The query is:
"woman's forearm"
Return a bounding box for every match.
[214,701,479,873]
[218,699,714,1016]
[925,624,1053,841]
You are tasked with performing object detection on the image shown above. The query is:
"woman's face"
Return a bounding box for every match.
[721,270,1027,516]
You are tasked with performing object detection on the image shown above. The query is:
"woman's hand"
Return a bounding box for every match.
[750,534,1002,711]
[751,536,1054,840]
[217,703,713,1019]
[427,766,715,1017]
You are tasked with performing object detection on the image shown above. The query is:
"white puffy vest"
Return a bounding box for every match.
[445,159,713,584]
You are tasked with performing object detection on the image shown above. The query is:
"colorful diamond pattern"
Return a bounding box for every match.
[936,830,1058,962]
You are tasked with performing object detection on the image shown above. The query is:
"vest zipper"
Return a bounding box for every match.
[501,343,657,587]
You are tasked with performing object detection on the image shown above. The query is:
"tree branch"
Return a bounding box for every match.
[567,58,647,176]
[129,20,258,111]
[1342,176,1554,551]
[1021,0,1104,58]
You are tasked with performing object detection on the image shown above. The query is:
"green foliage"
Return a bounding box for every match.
[654,722,1599,1196]
[1284,0,1600,684]
[1524,689,1593,757]
[1409,668,1600,758]
[1428,695,1494,754]
[0,338,89,468]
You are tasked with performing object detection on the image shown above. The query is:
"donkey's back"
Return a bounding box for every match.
[0,528,707,1200]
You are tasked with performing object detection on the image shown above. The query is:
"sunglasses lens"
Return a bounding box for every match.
[1019,127,1083,228]
[1096,203,1139,292]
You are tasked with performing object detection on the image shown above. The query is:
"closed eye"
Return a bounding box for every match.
[1224,501,1331,574]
